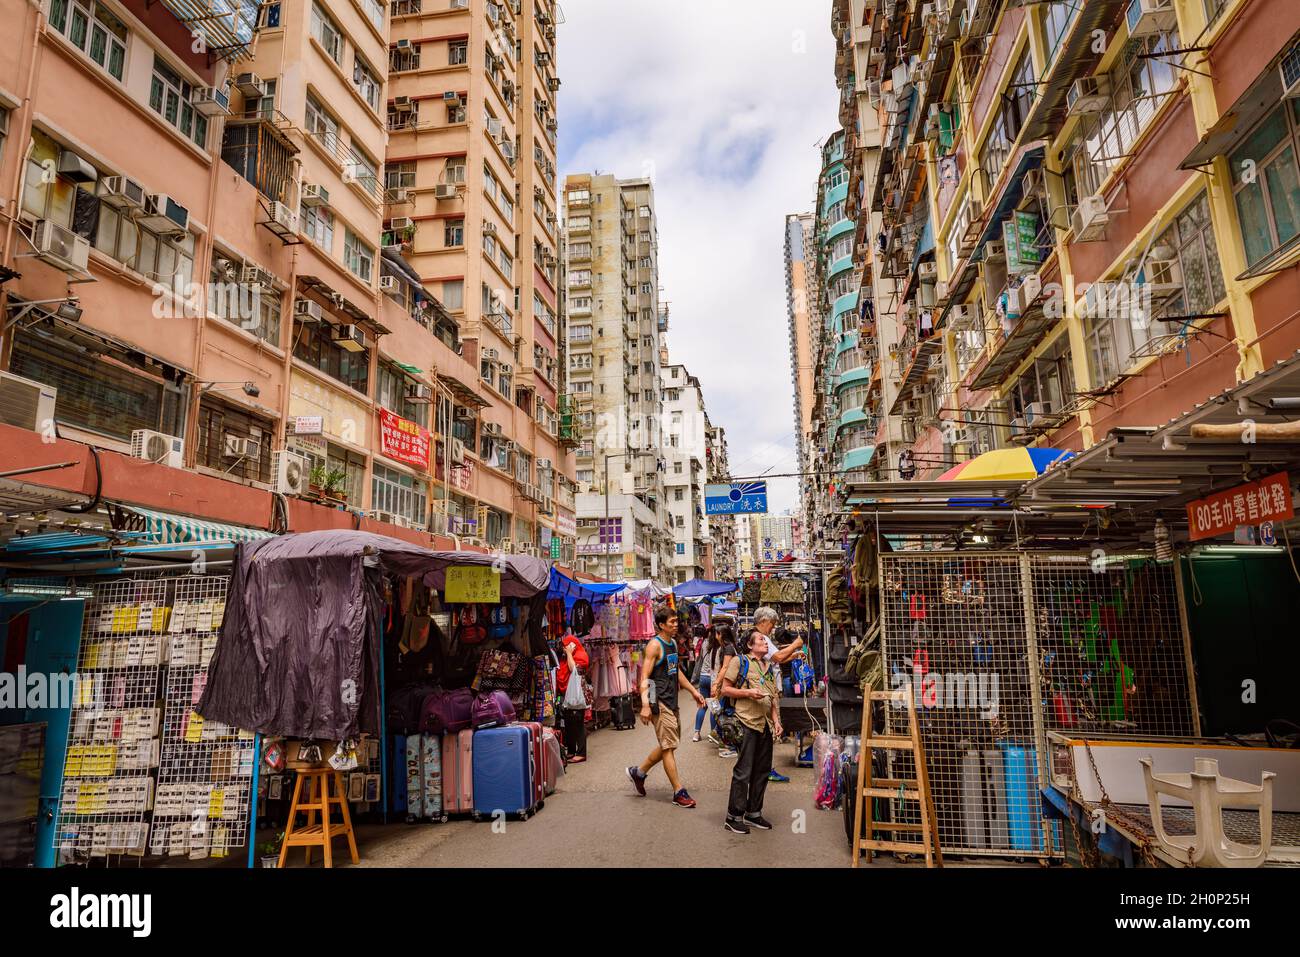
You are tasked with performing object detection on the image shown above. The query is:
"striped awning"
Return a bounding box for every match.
[118,505,274,545]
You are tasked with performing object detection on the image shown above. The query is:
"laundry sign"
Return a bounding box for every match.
[1186,472,1294,541]
[445,566,500,603]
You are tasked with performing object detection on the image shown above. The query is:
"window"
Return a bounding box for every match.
[449,39,468,65]
[1150,192,1227,320]
[390,42,420,72]
[597,517,622,548]
[444,156,466,184]
[825,199,847,223]
[442,279,464,310]
[358,0,385,33]
[676,543,686,555]
[305,94,341,153]
[377,362,430,427]
[210,260,281,344]
[386,161,416,190]
[9,324,182,442]
[568,215,590,230]
[570,324,592,341]
[830,234,854,262]
[673,461,683,475]
[350,146,380,199]
[447,97,467,124]
[674,488,684,501]
[48,0,126,82]
[300,203,335,250]
[373,464,428,525]
[1043,1,1079,67]
[567,188,590,204]
[197,399,273,483]
[980,47,1037,185]
[1231,100,1300,267]
[675,515,685,528]
[294,318,370,393]
[148,55,208,147]
[344,229,374,281]
[568,269,591,286]
[311,3,343,62]
[353,54,381,111]
[445,218,465,247]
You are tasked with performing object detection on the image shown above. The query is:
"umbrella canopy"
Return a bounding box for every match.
[673,578,737,598]
[939,447,1074,482]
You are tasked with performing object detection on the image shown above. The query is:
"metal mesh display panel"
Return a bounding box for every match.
[1030,556,1195,739]
[151,575,254,861]
[56,578,169,864]
[879,554,1047,857]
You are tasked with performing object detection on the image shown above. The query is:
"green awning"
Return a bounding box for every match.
[119,505,274,545]
[395,362,424,375]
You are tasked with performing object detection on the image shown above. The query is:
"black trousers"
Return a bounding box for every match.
[562,707,587,758]
[727,725,773,819]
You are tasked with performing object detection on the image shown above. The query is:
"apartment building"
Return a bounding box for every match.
[705,422,737,581]
[0,0,574,560]
[784,212,821,530]
[661,363,707,583]
[735,514,756,572]
[563,172,675,579]
[386,0,576,557]
[806,0,1300,549]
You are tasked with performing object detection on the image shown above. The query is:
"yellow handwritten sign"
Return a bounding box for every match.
[445,565,501,604]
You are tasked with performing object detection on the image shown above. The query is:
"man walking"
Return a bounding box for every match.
[719,628,781,834]
[627,604,707,808]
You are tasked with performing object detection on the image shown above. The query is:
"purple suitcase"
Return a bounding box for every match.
[472,690,516,729]
[421,687,474,734]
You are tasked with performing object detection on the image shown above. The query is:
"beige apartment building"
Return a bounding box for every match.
[784,211,819,527]
[563,172,674,579]
[0,0,575,561]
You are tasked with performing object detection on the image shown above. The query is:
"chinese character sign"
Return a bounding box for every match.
[379,408,431,470]
[445,566,501,603]
[1187,472,1294,542]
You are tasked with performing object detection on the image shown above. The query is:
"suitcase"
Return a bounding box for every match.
[405,734,423,821]
[472,725,537,820]
[961,750,987,848]
[441,728,474,815]
[516,721,547,810]
[541,728,563,795]
[983,749,1010,849]
[999,741,1041,851]
[420,733,443,821]
[610,694,636,730]
[391,734,409,816]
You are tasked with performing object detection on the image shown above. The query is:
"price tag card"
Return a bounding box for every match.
[185,712,204,743]
[169,603,189,634]
[445,565,501,604]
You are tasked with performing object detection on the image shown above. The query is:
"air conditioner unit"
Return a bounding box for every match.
[1140,257,1183,298]
[192,86,230,117]
[1021,272,1043,304]
[301,183,330,207]
[545,25,555,40]
[1280,44,1300,99]
[984,239,1006,262]
[241,263,275,289]
[948,303,976,331]
[435,184,458,200]
[548,77,560,92]
[1072,194,1110,242]
[1126,0,1178,39]
[0,371,57,433]
[454,406,474,420]
[31,220,90,273]
[547,118,558,133]
[57,149,96,183]
[379,275,399,293]
[1021,168,1045,200]
[1066,75,1111,116]
[443,91,463,107]
[395,38,411,50]
[141,194,190,233]
[891,62,912,93]
[234,73,267,98]
[223,434,261,459]
[451,438,466,464]
[392,96,413,112]
[294,298,323,321]
[274,450,308,495]
[269,201,298,232]
[483,421,502,435]
[486,117,503,138]
[1025,401,1053,423]
[332,324,367,352]
[499,439,517,452]
[388,216,414,231]
[97,175,146,210]
[389,188,411,204]
[901,399,921,416]
[1006,285,1026,317]
[501,140,516,163]
[502,79,516,98]
[483,221,498,236]
[407,382,434,404]
[918,261,938,283]
[537,458,552,470]
[499,363,513,375]
[131,430,185,468]
[483,347,500,360]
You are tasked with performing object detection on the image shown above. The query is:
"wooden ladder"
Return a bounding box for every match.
[278,768,360,868]
[851,689,943,868]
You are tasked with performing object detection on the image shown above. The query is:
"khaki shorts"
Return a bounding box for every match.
[652,707,680,750]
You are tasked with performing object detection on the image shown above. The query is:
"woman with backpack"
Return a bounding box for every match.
[690,626,726,744]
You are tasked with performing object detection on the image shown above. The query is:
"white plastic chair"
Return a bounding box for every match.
[1140,756,1275,868]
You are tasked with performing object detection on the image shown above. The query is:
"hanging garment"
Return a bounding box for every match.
[629,598,655,639]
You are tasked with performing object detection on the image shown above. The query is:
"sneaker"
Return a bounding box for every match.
[691,731,701,743]
[767,770,790,783]
[744,814,773,830]
[723,817,751,834]
[718,747,738,758]
[626,766,647,796]
[671,789,697,809]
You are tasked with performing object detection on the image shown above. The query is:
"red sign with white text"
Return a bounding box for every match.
[1186,472,1293,541]
[379,408,430,470]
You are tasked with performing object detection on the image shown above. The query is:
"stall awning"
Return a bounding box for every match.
[549,567,626,606]
[116,505,274,545]
[0,475,91,516]
[673,578,737,598]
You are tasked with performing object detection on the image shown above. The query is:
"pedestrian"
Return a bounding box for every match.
[751,606,805,783]
[626,603,707,808]
[556,630,589,764]
[719,627,781,834]
[690,626,725,743]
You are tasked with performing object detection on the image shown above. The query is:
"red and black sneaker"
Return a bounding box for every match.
[626,766,647,796]
[671,789,697,809]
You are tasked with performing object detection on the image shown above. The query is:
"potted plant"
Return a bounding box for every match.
[324,469,348,504]
[259,833,284,869]
[308,464,328,498]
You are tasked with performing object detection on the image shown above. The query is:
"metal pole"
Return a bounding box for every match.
[604,453,611,582]
[246,733,261,869]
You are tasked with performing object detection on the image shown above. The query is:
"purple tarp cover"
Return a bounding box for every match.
[197,530,550,739]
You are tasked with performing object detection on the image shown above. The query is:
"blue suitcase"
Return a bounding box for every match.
[472,726,536,820]
[999,742,1041,851]
[391,735,409,816]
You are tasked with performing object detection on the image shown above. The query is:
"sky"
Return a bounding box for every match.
[555,0,839,517]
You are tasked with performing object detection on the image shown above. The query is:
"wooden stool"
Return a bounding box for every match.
[278,768,359,868]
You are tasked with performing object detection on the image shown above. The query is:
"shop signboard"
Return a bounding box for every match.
[577,543,619,555]
[705,481,768,515]
[379,408,430,470]
[449,460,474,492]
[446,566,501,603]
[1187,472,1294,541]
[556,510,576,537]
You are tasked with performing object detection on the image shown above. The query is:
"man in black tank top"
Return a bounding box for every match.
[626,604,706,808]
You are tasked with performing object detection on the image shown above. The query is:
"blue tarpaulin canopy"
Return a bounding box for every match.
[548,568,626,608]
[672,579,737,598]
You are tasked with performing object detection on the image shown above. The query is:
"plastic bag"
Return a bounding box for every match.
[563,668,588,710]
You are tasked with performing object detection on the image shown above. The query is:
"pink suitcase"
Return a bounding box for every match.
[516,721,546,810]
[441,728,474,814]
[541,728,563,796]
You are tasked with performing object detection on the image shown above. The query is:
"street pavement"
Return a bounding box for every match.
[353,717,851,868]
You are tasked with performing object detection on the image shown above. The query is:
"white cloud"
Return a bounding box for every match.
[557,0,838,516]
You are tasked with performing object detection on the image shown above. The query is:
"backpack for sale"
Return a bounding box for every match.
[455,604,487,645]
[488,602,514,640]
